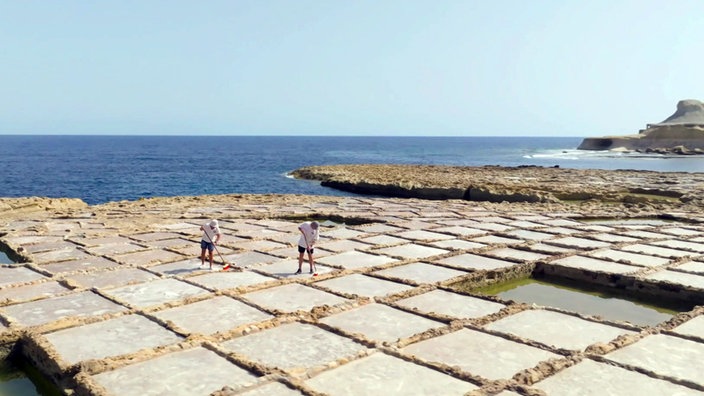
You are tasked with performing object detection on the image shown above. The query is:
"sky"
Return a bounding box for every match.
[1,1,703,137]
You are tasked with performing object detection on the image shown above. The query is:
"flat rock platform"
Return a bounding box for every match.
[1,188,704,396]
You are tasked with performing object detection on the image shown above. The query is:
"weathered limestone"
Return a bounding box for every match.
[290,164,704,206]
[0,191,703,395]
[579,99,704,153]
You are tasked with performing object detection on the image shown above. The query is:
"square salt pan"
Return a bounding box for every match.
[393,230,455,241]
[324,227,367,239]
[236,239,288,251]
[620,244,693,258]
[104,278,210,309]
[374,262,467,285]
[92,346,259,396]
[652,239,704,254]
[589,249,670,267]
[471,235,523,245]
[188,270,276,291]
[153,295,273,335]
[622,230,670,239]
[242,283,347,313]
[149,258,209,276]
[353,223,405,234]
[402,328,559,381]
[551,255,640,274]
[430,239,486,251]
[85,242,146,256]
[254,259,334,277]
[0,266,47,288]
[127,232,184,242]
[24,241,84,254]
[0,281,70,304]
[676,261,704,275]
[44,313,182,366]
[546,237,611,250]
[221,322,368,373]
[525,243,572,254]
[503,229,555,241]
[659,227,702,237]
[358,235,409,246]
[590,233,639,243]
[1,290,127,327]
[319,303,445,344]
[112,249,185,266]
[396,289,504,319]
[315,274,414,298]
[222,251,280,267]
[541,219,583,227]
[485,310,635,351]
[66,267,158,289]
[374,244,448,260]
[317,251,397,270]
[40,256,119,275]
[438,253,516,271]
[305,352,477,395]
[534,359,701,396]
[321,239,374,252]
[605,334,704,386]
[644,270,704,290]
[486,248,550,262]
[470,223,513,232]
[31,248,92,264]
[507,220,548,229]
[672,315,704,339]
[430,226,486,237]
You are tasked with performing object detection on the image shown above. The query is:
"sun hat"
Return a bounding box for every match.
[209,220,219,227]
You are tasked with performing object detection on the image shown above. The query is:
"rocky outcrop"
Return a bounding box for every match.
[0,197,88,220]
[578,100,704,154]
[290,164,704,208]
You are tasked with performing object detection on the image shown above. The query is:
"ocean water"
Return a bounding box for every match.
[1,135,703,205]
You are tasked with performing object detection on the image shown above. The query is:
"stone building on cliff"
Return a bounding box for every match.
[578,99,704,154]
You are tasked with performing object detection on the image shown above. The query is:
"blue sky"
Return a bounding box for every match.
[1,1,702,136]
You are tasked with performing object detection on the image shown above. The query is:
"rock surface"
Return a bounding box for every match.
[2,172,704,395]
[291,164,704,209]
[578,100,704,153]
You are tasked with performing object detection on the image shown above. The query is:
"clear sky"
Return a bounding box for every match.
[1,1,703,136]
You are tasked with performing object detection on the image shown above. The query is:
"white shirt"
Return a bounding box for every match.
[201,223,220,243]
[298,222,319,248]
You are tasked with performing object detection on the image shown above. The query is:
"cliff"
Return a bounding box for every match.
[578,100,704,154]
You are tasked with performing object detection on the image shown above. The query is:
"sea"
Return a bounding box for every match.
[1,135,703,205]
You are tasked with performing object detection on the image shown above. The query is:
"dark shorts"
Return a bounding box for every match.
[201,240,215,252]
[298,246,314,254]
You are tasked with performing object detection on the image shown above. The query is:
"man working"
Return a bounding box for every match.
[200,219,221,269]
[296,221,319,275]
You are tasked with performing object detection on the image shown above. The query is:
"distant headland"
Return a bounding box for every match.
[578,99,704,154]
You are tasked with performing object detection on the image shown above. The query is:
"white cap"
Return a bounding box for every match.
[209,220,219,227]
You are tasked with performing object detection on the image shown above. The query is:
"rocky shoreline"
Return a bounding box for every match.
[578,99,704,154]
[290,164,704,212]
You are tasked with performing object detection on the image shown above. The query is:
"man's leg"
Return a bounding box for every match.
[307,250,315,273]
[200,248,206,266]
[209,248,214,269]
[297,250,304,274]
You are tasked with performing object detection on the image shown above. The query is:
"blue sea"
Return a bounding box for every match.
[1,135,703,205]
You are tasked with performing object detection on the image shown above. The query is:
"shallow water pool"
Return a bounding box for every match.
[466,277,690,327]
[0,355,63,396]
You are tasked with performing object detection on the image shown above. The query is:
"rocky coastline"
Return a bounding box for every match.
[290,164,704,212]
[578,100,704,154]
